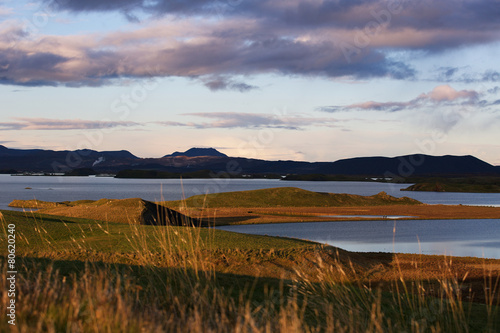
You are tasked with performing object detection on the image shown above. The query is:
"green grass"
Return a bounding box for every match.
[164,186,421,208]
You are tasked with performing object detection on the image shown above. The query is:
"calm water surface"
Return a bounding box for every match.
[1,175,499,210]
[217,219,500,259]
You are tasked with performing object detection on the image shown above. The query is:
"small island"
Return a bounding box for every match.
[401,177,500,193]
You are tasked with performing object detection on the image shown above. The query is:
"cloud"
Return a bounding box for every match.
[0,18,416,87]
[200,76,258,92]
[318,101,411,113]
[420,85,478,102]
[488,86,500,94]
[482,71,500,82]
[433,67,500,83]
[43,0,500,36]
[0,1,498,87]
[319,84,500,134]
[319,85,480,113]
[0,118,141,130]
[157,112,339,130]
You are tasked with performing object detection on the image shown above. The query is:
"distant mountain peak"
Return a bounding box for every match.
[165,147,228,158]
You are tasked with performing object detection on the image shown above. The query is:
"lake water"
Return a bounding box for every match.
[1,175,500,211]
[217,219,500,259]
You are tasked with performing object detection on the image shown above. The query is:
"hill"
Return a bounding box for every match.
[128,153,500,178]
[0,145,138,172]
[164,187,421,208]
[322,154,498,177]
[165,147,228,158]
[0,144,498,177]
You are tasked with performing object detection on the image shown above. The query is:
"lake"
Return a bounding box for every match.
[1,175,500,211]
[217,219,500,259]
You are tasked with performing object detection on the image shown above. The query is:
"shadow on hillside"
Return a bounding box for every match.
[142,202,205,227]
[144,204,260,227]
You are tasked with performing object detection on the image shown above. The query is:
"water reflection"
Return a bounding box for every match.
[217,219,500,259]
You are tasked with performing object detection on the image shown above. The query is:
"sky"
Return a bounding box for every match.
[0,0,499,164]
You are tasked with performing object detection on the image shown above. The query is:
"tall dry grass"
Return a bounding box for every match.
[1,207,499,332]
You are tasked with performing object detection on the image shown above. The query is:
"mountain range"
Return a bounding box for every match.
[0,145,498,178]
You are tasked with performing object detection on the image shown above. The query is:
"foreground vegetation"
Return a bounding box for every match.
[1,209,499,332]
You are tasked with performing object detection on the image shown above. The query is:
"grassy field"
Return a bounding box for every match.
[1,208,499,332]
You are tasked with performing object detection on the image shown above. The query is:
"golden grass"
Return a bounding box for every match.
[2,248,498,332]
[9,198,195,226]
[9,198,147,224]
